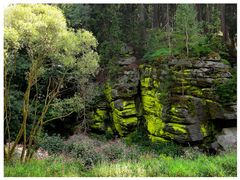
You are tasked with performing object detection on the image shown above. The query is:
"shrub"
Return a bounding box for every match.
[64,141,104,168]
[101,140,141,162]
[215,71,237,104]
[36,133,65,154]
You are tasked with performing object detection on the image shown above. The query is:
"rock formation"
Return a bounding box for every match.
[90,48,236,148]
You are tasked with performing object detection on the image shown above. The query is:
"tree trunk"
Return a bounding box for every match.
[166,4,171,55]
[152,4,159,28]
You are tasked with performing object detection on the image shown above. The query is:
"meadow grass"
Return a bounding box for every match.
[4,155,87,177]
[5,151,236,177]
[89,152,237,177]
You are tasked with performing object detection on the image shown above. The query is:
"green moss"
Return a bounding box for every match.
[170,115,185,123]
[153,79,159,88]
[141,77,151,88]
[183,69,191,75]
[142,94,162,116]
[123,100,136,110]
[163,131,190,142]
[121,116,138,126]
[144,114,165,137]
[96,109,107,118]
[172,86,203,97]
[140,73,167,142]
[148,135,170,143]
[111,100,137,117]
[175,78,190,85]
[170,106,181,116]
[104,82,112,102]
[200,124,208,137]
[110,100,138,136]
[91,109,108,131]
[112,115,138,136]
[167,123,188,134]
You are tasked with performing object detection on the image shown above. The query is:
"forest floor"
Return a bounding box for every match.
[4,134,237,177]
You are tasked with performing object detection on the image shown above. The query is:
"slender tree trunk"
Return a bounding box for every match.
[220,4,230,43]
[152,4,159,28]
[166,4,172,55]
[185,30,189,57]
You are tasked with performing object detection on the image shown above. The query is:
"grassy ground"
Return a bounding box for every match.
[4,134,237,177]
[5,151,237,177]
[90,152,237,177]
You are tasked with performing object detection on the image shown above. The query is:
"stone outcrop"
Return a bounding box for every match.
[90,50,236,146]
[215,127,237,151]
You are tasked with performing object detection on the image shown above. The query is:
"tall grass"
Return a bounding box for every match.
[4,155,87,177]
[4,133,237,177]
[90,152,237,177]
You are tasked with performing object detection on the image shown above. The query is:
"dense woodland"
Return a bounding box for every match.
[4,4,237,177]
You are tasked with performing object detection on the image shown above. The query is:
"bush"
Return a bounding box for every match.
[63,135,104,168]
[101,140,141,162]
[63,134,143,166]
[37,133,65,154]
[215,71,237,104]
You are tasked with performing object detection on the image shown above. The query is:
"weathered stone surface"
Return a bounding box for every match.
[216,135,237,151]
[215,127,237,151]
[223,110,237,120]
[210,141,220,152]
[102,52,140,136]
[118,56,136,65]
[206,100,224,119]
[110,69,139,100]
[222,127,237,137]
[91,55,236,146]
[140,65,165,141]
[91,109,109,132]
[193,60,229,69]
[120,44,134,55]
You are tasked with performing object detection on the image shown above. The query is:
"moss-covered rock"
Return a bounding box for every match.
[91,109,109,132]
[102,54,140,137]
[110,99,138,136]
[91,55,235,146]
[140,65,166,142]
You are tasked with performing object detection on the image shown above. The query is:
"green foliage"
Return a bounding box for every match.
[5,151,237,177]
[4,4,100,144]
[175,4,205,57]
[124,129,183,158]
[4,132,237,177]
[215,71,237,103]
[64,142,103,168]
[144,29,173,61]
[36,133,65,154]
[57,4,91,29]
[203,6,227,55]
[90,152,237,177]
[4,155,87,177]
[63,134,141,167]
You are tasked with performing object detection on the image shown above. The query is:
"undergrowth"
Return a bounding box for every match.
[4,133,237,177]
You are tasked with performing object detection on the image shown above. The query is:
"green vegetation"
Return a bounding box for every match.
[90,152,236,177]
[4,3,237,178]
[215,71,237,104]
[5,134,237,177]
[5,156,87,177]
[4,4,99,163]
